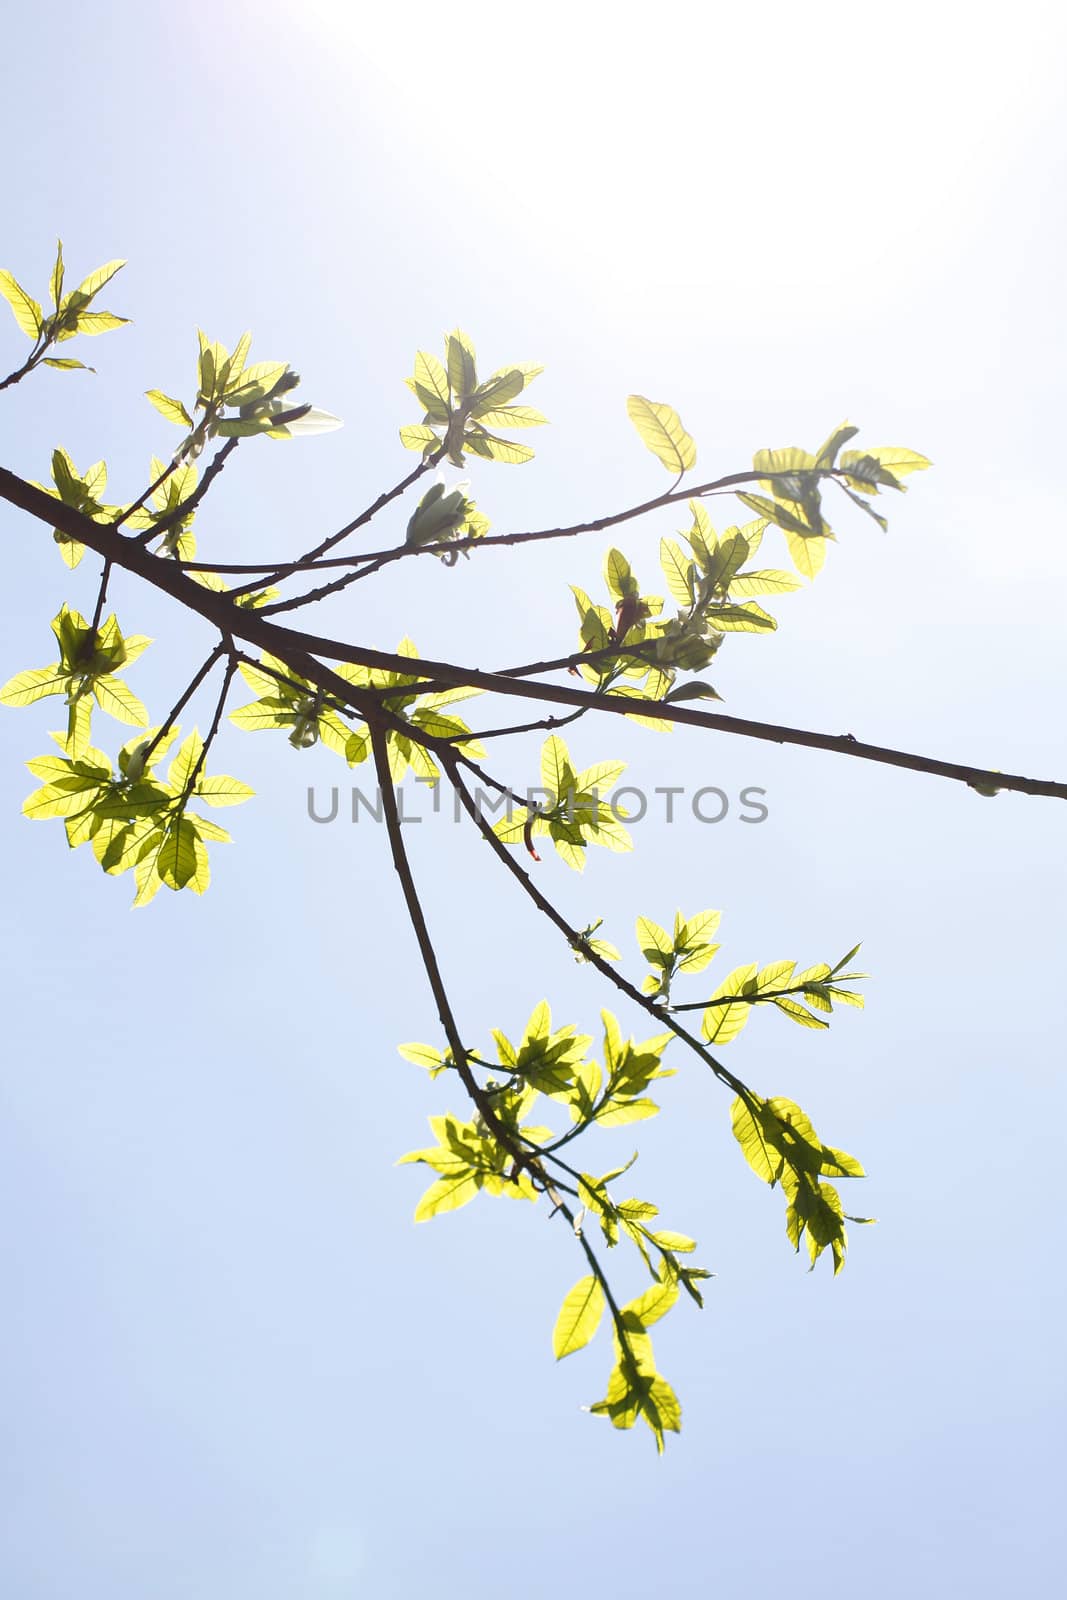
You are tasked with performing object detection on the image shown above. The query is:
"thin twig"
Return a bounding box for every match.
[440,749,758,1108]
[88,556,113,637]
[178,654,238,803]
[0,349,42,392]
[369,719,547,1188]
[258,467,847,614]
[133,438,241,545]
[230,448,444,599]
[137,642,230,769]
[112,458,180,534]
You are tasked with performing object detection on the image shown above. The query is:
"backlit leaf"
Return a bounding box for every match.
[626,395,696,475]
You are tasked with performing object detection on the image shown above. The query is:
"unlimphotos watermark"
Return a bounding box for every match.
[305,781,769,826]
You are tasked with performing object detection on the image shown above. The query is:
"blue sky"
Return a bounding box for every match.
[1,2,1065,1595]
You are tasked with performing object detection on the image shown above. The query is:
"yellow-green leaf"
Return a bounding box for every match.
[623,1277,679,1328]
[195,774,254,807]
[92,676,148,727]
[660,538,696,605]
[399,423,439,452]
[397,1042,445,1071]
[146,389,193,427]
[595,1098,659,1127]
[0,270,43,339]
[414,1170,482,1222]
[72,259,126,301]
[0,665,67,706]
[626,395,697,475]
[464,431,535,465]
[783,527,826,580]
[75,311,129,336]
[863,445,931,481]
[552,1275,605,1359]
[157,817,198,889]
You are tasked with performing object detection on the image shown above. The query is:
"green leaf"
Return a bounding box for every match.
[472,404,547,429]
[659,538,696,605]
[782,527,827,580]
[397,1042,446,1071]
[705,602,776,633]
[774,996,829,1029]
[399,423,439,453]
[0,665,68,707]
[604,547,638,601]
[463,429,535,465]
[595,1098,659,1127]
[0,270,43,339]
[736,490,823,542]
[50,241,65,309]
[445,330,478,402]
[91,676,148,727]
[414,1170,483,1221]
[623,1277,679,1328]
[74,311,129,336]
[468,368,526,414]
[167,731,204,795]
[626,395,697,475]
[224,359,289,407]
[42,357,92,372]
[194,774,254,807]
[157,817,198,890]
[702,963,758,1045]
[540,734,573,801]
[636,916,672,966]
[728,568,801,597]
[648,1231,695,1253]
[412,350,450,412]
[679,909,721,944]
[861,446,931,481]
[814,420,859,468]
[552,1275,605,1359]
[146,389,194,427]
[71,259,126,301]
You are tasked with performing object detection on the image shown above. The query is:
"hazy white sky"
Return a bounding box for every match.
[1,3,1064,1596]
[308,0,1066,318]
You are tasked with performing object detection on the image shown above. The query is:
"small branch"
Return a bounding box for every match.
[0,348,43,392]
[451,751,535,815]
[138,642,229,769]
[2,466,1063,802]
[369,720,545,1188]
[560,1188,648,1395]
[670,978,855,1013]
[88,556,113,637]
[460,708,590,743]
[258,466,849,614]
[177,558,289,574]
[112,458,180,534]
[231,650,361,726]
[231,449,444,600]
[440,749,757,1107]
[178,653,238,803]
[133,437,241,545]
[355,639,660,707]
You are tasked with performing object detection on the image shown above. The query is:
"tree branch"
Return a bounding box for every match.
[439,748,758,1107]
[133,437,241,545]
[2,464,1063,801]
[257,466,851,615]
[368,719,548,1189]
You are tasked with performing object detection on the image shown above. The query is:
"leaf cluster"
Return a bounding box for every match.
[400,330,546,466]
[0,242,127,380]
